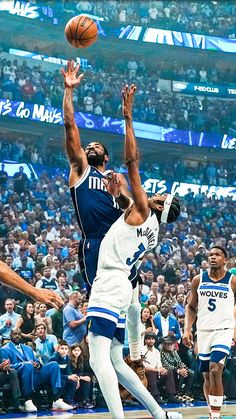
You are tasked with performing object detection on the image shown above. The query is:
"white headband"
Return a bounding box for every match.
[160,194,174,223]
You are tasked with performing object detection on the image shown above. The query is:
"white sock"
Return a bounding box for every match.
[110,338,166,419]
[126,285,142,361]
[88,332,125,419]
[209,394,223,418]
[210,413,221,419]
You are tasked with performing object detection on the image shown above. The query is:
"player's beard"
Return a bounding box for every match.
[87,152,105,167]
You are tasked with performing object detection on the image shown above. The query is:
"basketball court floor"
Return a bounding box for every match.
[4,401,236,419]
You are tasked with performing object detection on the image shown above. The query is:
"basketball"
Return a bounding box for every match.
[65,15,98,48]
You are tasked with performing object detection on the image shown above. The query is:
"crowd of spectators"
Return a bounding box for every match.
[0,145,235,410]
[34,0,236,38]
[1,136,236,187]
[1,56,236,136]
[66,0,236,38]
[114,159,236,188]
[0,1,235,412]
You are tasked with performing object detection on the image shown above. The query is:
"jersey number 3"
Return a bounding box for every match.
[208,298,216,312]
[126,243,145,266]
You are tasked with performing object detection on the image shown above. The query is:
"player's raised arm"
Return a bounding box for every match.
[183,275,200,348]
[61,60,88,186]
[122,85,149,218]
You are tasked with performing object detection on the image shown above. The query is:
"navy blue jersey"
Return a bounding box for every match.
[41,278,58,290]
[70,166,122,239]
[70,165,124,287]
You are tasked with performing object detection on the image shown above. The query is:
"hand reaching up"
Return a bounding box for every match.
[61,60,84,88]
[122,84,137,121]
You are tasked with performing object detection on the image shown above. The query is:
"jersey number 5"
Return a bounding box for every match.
[126,243,145,266]
[208,298,216,312]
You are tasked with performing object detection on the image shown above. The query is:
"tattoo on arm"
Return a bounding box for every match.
[70,157,83,177]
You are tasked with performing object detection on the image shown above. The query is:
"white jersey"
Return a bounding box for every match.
[96,209,159,278]
[197,270,235,331]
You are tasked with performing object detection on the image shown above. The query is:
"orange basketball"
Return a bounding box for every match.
[65,15,98,48]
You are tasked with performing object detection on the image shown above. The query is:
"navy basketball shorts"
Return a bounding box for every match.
[78,238,102,288]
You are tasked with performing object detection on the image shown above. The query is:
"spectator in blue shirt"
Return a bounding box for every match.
[153,302,181,342]
[14,256,34,282]
[159,238,172,255]
[60,240,69,259]
[63,292,87,345]
[36,237,48,256]
[12,249,35,270]
[34,323,58,365]
[172,293,186,333]
[0,298,20,342]
[173,294,185,318]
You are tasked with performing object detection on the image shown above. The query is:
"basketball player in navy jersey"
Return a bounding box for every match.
[0,261,62,308]
[183,246,236,419]
[61,60,144,364]
[86,84,181,419]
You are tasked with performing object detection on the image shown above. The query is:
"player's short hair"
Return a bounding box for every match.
[210,245,228,258]
[56,269,67,279]
[58,339,69,347]
[144,331,157,341]
[35,323,47,331]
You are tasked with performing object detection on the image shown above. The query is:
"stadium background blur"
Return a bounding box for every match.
[0,0,236,411]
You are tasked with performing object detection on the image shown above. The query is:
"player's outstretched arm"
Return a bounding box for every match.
[183,275,200,348]
[0,261,63,309]
[62,60,88,186]
[122,85,149,221]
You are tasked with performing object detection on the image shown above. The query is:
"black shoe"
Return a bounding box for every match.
[123,399,139,407]
[181,394,194,402]
[14,405,26,413]
[83,401,95,409]
[0,408,6,415]
[155,396,167,405]
[168,395,180,403]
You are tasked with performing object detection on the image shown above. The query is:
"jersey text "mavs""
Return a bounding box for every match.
[70,166,122,239]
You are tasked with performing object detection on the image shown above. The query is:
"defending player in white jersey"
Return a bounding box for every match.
[87,84,181,419]
[183,246,236,419]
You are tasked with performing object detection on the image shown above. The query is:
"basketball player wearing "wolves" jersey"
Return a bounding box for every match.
[61,61,143,365]
[87,85,181,419]
[183,246,236,419]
